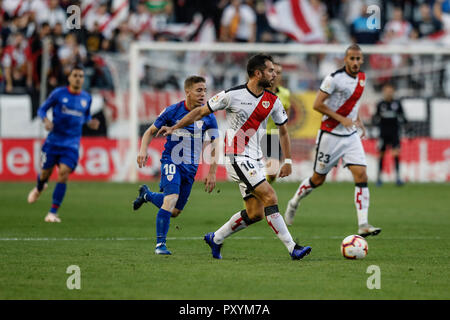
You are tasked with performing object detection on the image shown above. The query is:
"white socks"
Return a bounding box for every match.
[265,205,296,253]
[292,178,314,205]
[355,184,369,226]
[214,211,250,244]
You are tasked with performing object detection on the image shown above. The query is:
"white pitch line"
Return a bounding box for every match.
[0,236,443,241]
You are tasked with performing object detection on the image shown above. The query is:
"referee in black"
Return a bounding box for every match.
[373,83,408,186]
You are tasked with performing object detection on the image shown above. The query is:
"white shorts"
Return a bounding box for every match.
[313,131,367,175]
[225,155,266,199]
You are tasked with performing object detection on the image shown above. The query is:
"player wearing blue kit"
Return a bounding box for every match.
[27,66,100,222]
[132,76,219,255]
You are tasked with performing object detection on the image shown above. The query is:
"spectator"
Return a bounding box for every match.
[84,3,112,39]
[382,6,412,44]
[36,0,67,30]
[27,22,52,118]
[349,4,381,44]
[414,3,442,38]
[84,21,105,53]
[2,32,28,93]
[57,33,87,76]
[52,22,66,48]
[128,1,153,40]
[220,0,256,42]
[114,21,133,53]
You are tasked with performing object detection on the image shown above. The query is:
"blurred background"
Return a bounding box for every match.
[1,0,449,183]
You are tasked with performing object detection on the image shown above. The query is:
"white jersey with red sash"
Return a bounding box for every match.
[207,84,288,160]
[319,68,366,136]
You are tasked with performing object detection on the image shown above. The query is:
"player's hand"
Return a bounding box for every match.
[340,117,354,129]
[355,119,366,139]
[278,163,292,178]
[43,118,53,131]
[136,151,148,168]
[204,173,216,193]
[88,118,100,130]
[156,126,174,137]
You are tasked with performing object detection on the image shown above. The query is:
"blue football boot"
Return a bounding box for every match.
[133,185,150,211]
[204,232,223,259]
[155,243,172,255]
[290,244,312,260]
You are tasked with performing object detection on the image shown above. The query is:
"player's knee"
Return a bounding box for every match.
[354,171,368,183]
[260,190,278,207]
[162,194,179,211]
[171,209,181,218]
[311,175,325,187]
[57,172,70,183]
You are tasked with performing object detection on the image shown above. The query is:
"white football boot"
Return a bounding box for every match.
[27,184,48,203]
[358,224,381,237]
[44,213,61,223]
[284,198,298,226]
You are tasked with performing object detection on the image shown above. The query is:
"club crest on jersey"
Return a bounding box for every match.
[359,79,365,87]
[166,175,173,181]
[195,120,204,129]
[262,101,270,109]
[62,98,69,103]
[81,99,87,108]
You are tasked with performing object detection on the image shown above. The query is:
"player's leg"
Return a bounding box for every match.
[348,165,381,237]
[285,131,340,225]
[154,192,179,255]
[392,134,403,185]
[44,163,72,223]
[132,184,164,211]
[28,145,54,203]
[377,138,387,186]
[252,181,312,260]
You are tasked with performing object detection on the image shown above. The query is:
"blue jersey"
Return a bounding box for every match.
[153,100,219,175]
[38,87,92,150]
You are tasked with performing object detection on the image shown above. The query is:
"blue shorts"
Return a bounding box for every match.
[159,160,196,211]
[41,143,79,171]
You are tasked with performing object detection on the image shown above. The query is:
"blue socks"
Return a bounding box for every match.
[145,191,164,208]
[156,208,172,244]
[50,182,66,214]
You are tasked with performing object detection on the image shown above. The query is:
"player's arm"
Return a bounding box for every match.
[137,124,159,168]
[157,105,212,137]
[278,123,292,178]
[204,138,219,193]
[37,89,59,131]
[313,90,353,128]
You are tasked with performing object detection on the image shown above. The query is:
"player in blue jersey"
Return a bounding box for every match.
[27,65,100,223]
[132,76,219,255]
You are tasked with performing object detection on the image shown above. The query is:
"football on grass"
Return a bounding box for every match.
[341,235,368,259]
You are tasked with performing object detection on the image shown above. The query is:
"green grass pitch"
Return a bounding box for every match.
[0,181,449,300]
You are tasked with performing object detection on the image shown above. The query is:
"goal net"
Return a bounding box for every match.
[102,42,450,183]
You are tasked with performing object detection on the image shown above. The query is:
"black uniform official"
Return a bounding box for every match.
[373,83,408,186]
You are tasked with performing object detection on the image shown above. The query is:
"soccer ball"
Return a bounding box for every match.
[341,235,368,259]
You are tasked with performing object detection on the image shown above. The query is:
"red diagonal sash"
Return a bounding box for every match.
[321,72,365,132]
[225,91,277,154]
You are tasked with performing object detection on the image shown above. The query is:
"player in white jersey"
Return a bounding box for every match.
[157,54,312,260]
[284,44,381,238]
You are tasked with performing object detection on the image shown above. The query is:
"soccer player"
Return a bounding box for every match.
[158,54,312,261]
[132,76,219,255]
[27,65,100,223]
[263,62,292,184]
[284,44,382,238]
[373,82,408,186]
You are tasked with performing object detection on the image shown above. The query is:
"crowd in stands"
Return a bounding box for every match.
[0,0,449,98]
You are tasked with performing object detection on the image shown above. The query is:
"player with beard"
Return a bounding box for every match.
[157,54,312,261]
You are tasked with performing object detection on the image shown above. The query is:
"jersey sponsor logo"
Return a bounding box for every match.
[62,106,84,117]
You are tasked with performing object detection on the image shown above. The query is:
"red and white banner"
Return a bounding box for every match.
[265,0,325,43]
[0,138,228,182]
